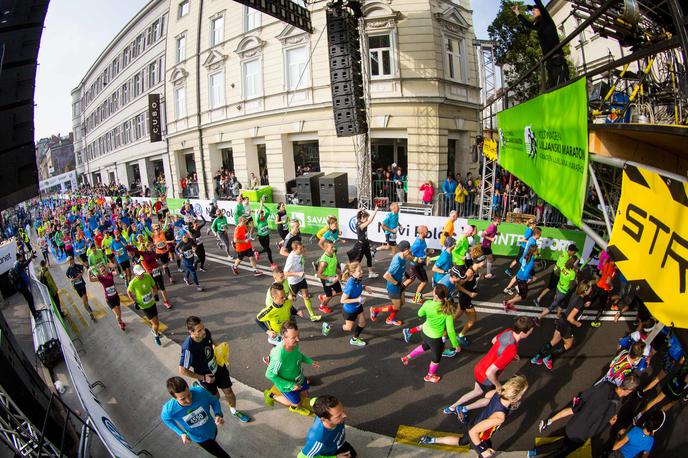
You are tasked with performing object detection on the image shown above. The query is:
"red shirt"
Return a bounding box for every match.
[597,261,616,292]
[474,329,518,384]
[94,233,104,248]
[234,225,251,252]
[97,274,117,298]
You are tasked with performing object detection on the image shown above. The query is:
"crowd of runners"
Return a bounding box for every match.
[6,191,686,458]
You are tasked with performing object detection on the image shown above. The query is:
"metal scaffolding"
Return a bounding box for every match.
[354,14,373,209]
[0,389,60,457]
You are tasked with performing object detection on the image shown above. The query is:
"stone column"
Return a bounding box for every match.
[264,134,295,201]
[406,104,444,204]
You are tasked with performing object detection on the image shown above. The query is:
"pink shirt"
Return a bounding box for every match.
[420,183,434,203]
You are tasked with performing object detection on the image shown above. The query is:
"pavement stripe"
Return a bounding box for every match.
[60,288,88,329]
[203,253,631,322]
[534,437,592,457]
[140,317,168,333]
[394,425,467,453]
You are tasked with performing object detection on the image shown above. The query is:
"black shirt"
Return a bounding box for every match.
[277,210,287,233]
[519,0,562,57]
[565,381,620,441]
[356,222,368,243]
[176,239,197,260]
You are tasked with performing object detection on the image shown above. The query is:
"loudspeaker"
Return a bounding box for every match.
[319,173,348,208]
[295,172,324,205]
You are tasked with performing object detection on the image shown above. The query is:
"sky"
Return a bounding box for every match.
[33,0,502,141]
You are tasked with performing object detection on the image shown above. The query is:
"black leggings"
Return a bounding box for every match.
[197,437,231,458]
[532,435,584,457]
[589,285,609,322]
[195,244,206,270]
[422,334,444,364]
[257,235,273,264]
[347,241,372,267]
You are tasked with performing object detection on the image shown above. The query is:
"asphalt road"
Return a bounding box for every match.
[135,228,685,456]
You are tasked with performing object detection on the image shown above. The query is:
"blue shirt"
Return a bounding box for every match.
[516,255,536,281]
[438,273,456,296]
[301,417,346,458]
[160,386,222,443]
[433,250,453,285]
[382,212,399,234]
[410,237,427,262]
[386,253,406,284]
[442,178,458,195]
[619,426,653,458]
[73,239,86,255]
[342,277,363,314]
[110,238,129,263]
[520,228,533,248]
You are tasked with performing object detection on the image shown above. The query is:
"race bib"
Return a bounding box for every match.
[182,407,209,429]
[105,286,117,297]
[156,241,166,250]
[152,267,162,277]
[116,248,125,256]
[73,278,84,286]
[183,249,194,259]
[388,233,397,241]
[325,277,336,286]
[195,237,203,245]
[141,292,153,304]
[208,357,218,375]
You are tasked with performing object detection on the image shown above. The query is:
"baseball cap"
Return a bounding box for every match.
[133,265,145,276]
[444,236,456,248]
[397,240,411,251]
[568,243,579,252]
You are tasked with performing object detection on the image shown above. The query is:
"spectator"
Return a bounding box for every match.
[393,168,406,203]
[454,182,469,216]
[249,172,259,190]
[181,177,188,198]
[419,180,435,207]
[442,173,458,214]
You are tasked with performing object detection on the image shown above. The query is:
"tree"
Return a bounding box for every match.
[488,1,572,102]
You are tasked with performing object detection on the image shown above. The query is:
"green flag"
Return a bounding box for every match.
[497,77,588,227]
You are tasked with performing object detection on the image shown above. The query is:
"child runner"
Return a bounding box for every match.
[88,263,125,331]
[371,240,413,326]
[284,240,320,321]
[503,245,537,312]
[346,208,379,278]
[535,255,579,323]
[339,262,370,347]
[402,225,431,304]
[314,216,342,272]
[254,199,275,268]
[401,284,460,383]
[480,215,501,279]
[315,240,342,315]
[231,216,260,276]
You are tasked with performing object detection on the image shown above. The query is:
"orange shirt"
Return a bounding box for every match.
[597,261,616,291]
[152,230,169,254]
[234,225,251,252]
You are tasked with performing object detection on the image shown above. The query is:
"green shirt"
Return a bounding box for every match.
[452,236,469,266]
[557,267,576,294]
[211,216,229,233]
[319,252,338,279]
[88,248,107,268]
[265,343,313,393]
[418,299,459,349]
[101,235,114,255]
[554,251,570,273]
[255,208,270,236]
[127,274,156,309]
[235,204,244,225]
[256,297,293,333]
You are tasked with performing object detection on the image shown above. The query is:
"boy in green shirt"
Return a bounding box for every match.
[315,240,341,314]
[127,265,161,346]
[536,255,579,322]
[534,243,578,308]
[254,199,274,267]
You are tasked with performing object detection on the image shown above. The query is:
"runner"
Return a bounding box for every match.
[275,202,289,249]
[147,221,176,284]
[284,240,320,321]
[88,263,125,331]
[370,240,413,326]
[346,208,379,278]
[452,225,476,267]
[65,256,94,320]
[530,281,592,369]
[338,262,370,347]
[596,341,647,386]
[480,215,501,279]
[402,225,431,304]
[639,330,685,396]
[298,395,357,458]
[439,210,458,248]
[126,239,173,309]
[420,375,528,458]
[611,411,663,458]
[179,316,251,423]
[454,247,487,347]
[210,208,233,260]
[400,284,459,383]
[590,255,617,328]
[176,232,204,291]
[531,375,640,458]
[375,202,400,256]
[39,235,50,266]
[264,321,320,416]
[504,219,536,276]
[254,199,275,269]
[443,316,535,421]
[431,236,456,287]
[73,232,88,264]
[231,216,260,277]
[502,245,537,312]
[160,376,231,458]
[634,362,687,423]
[257,282,303,348]
[534,243,578,307]
[315,239,342,315]
[187,219,207,272]
[279,219,302,256]
[126,264,162,346]
[535,255,578,322]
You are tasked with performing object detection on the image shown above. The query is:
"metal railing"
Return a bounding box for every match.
[372,180,406,205]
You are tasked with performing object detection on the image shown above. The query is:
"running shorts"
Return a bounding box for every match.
[277,378,310,405]
[289,279,309,296]
[516,280,529,300]
[156,252,170,264]
[321,280,342,297]
[549,290,569,313]
[555,318,575,340]
[73,284,87,297]
[106,294,121,309]
[78,253,88,264]
[200,365,232,395]
[118,259,131,271]
[343,309,362,322]
[237,248,253,260]
[406,263,428,283]
[385,233,397,246]
[422,333,445,363]
[152,272,166,291]
[386,283,402,300]
[481,246,492,256]
[106,253,116,262]
[547,271,560,291]
[140,304,158,320]
[459,296,475,311]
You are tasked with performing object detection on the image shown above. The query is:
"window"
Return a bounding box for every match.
[286,46,309,90]
[369,35,392,77]
[445,37,467,82]
[123,121,132,144]
[133,72,142,97]
[135,114,145,139]
[149,60,159,87]
[178,0,189,18]
[242,59,262,99]
[210,16,224,47]
[152,19,162,41]
[114,126,121,148]
[176,35,186,63]
[174,86,186,119]
[209,72,225,108]
[123,47,130,66]
[122,82,129,104]
[136,34,144,55]
[245,7,261,31]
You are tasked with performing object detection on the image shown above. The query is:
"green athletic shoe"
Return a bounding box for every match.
[232,410,251,423]
[263,389,274,407]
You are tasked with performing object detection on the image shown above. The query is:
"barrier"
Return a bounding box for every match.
[0,239,17,275]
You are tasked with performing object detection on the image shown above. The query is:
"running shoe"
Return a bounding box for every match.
[184,278,190,286]
[311,260,318,273]
[270,263,277,269]
[442,406,456,415]
[386,318,403,326]
[543,356,553,370]
[504,268,513,277]
[118,321,126,331]
[414,292,423,304]
[263,389,274,407]
[164,301,173,309]
[177,268,183,273]
[254,251,260,262]
[368,271,379,279]
[321,322,331,336]
[319,304,332,314]
[502,300,513,312]
[232,411,251,423]
[591,321,602,328]
[534,297,541,308]
[530,355,543,365]
[288,406,312,416]
[424,374,441,383]
[267,335,282,345]
[350,337,366,347]
[199,267,207,272]
[538,418,552,433]
[442,348,457,358]
[456,406,469,423]
[371,246,377,258]
[318,293,327,303]
[402,328,412,343]
[253,270,262,277]
[262,356,270,365]
[370,308,378,321]
[401,356,409,366]
[458,335,470,347]
[196,285,204,292]
[418,436,436,445]
[309,314,322,322]
[231,266,239,275]
[153,334,161,346]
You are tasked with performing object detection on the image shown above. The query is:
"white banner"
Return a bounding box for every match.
[338,209,469,250]
[0,240,17,275]
[30,268,138,458]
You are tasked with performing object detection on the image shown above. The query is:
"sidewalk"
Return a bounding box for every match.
[10,259,532,458]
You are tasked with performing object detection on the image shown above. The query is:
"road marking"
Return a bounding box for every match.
[60,288,88,328]
[203,252,631,322]
[534,436,592,457]
[90,299,109,320]
[140,317,168,333]
[394,425,467,452]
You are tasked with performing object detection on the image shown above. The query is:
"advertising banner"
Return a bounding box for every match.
[483,138,498,162]
[608,165,688,328]
[497,77,588,227]
[0,240,17,275]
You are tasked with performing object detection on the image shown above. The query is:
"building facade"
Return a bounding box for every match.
[72,0,170,196]
[163,0,482,203]
[36,133,75,181]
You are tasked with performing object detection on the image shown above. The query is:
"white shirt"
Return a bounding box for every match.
[284,251,305,285]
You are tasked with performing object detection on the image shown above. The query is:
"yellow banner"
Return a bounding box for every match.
[483,138,498,161]
[608,165,688,328]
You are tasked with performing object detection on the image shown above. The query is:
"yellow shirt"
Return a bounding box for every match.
[440,219,455,246]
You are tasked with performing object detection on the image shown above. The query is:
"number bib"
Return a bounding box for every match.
[183,249,194,259]
[141,292,153,304]
[387,233,397,241]
[152,267,162,277]
[105,286,117,297]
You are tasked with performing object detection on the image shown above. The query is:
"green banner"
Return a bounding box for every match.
[468,220,587,262]
[262,204,338,235]
[167,198,185,215]
[497,78,588,227]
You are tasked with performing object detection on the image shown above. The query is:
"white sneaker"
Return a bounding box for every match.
[368,272,379,279]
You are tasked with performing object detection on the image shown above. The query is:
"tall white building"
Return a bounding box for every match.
[72,0,170,196]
